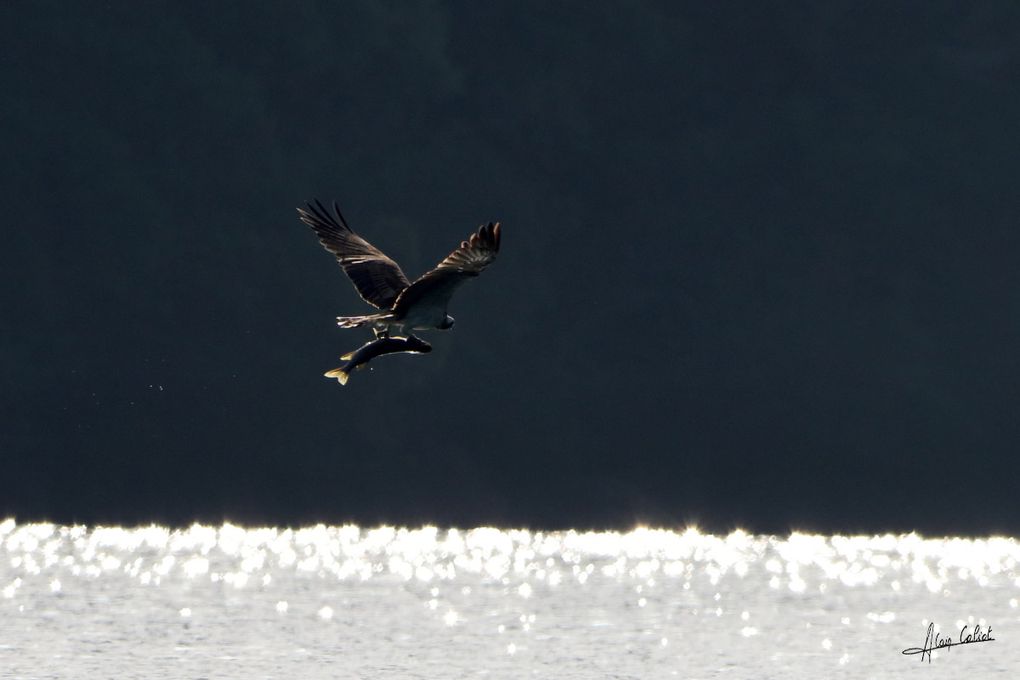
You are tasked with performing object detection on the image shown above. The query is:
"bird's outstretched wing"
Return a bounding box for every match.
[392,222,501,315]
[297,200,411,310]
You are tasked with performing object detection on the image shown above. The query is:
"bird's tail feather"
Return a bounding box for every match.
[336,313,392,329]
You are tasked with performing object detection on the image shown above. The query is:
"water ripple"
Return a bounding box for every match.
[1,520,1018,676]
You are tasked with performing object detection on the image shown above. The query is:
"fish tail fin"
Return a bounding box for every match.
[324,367,349,385]
[336,313,391,329]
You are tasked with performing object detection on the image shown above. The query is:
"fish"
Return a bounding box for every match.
[324,335,433,385]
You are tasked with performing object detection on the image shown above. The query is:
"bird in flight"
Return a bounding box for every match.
[298,200,501,339]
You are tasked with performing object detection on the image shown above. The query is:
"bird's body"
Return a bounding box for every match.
[298,200,500,381]
[333,303,452,336]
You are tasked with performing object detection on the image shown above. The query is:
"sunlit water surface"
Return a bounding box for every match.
[1,521,1018,678]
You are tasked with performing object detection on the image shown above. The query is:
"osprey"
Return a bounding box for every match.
[298,200,501,338]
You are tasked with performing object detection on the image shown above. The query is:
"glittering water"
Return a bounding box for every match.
[1,521,1017,678]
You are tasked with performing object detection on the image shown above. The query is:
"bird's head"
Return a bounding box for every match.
[439,314,455,330]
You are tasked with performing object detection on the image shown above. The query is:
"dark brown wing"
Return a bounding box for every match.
[297,200,410,310]
[392,222,501,316]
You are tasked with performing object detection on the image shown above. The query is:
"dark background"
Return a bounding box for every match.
[3,2,1019,534]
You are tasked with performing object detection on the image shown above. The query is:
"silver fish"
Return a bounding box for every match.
[324,335,432,385]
